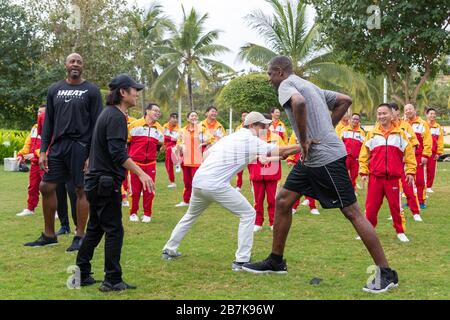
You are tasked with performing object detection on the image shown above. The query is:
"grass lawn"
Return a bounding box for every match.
[1,162,449,300]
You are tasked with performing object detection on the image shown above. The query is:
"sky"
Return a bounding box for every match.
[133,0,276,71]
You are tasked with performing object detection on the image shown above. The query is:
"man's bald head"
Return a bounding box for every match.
[65,53,83,64]
[267,56,294,89]
[65,53,84,81]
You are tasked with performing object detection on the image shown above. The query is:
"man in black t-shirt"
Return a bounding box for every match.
[25,53,103,251]
[76,74,154,292]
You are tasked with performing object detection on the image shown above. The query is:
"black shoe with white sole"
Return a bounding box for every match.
[66,236,83,253]
[24,233,58,247]
[363,267,399,293]
[242,256,287,274]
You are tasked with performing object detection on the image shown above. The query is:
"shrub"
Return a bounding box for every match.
[0,129,28,161]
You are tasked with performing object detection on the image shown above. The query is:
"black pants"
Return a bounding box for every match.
[76,188,123,284]
[56,181,77,230]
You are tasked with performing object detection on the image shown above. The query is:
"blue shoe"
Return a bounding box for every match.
[420,203,426,210]
[56,226,71,236]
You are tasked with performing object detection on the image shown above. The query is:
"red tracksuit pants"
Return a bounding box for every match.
[130,163,156,217]
[401,171,420,215]
[292,196,316,210]
[181,165,198,203]
[236,170,243,188]
[426,155,438,188]
[415,155,426,204]
[165,146,175,184]
[28,162,44,211]
[121,170,130,200]
[346,156,359,189]
[365,176,405,234]
[252,180,278,227]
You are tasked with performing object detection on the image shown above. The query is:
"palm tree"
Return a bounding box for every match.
[239,0,375,111]
[125,2,174,112]
[152,6,234,111]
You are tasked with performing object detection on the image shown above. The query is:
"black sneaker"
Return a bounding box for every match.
[363,267,399,293]
[56,226,71,236]
[66,236,83,253]
[24,233,58,247]
[99,281,137,292]
[81,275,100,287]
[231,261,248,271]
[242,256,288,274]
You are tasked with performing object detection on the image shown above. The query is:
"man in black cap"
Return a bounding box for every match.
[75,74,155,292]
[25,53,103,252]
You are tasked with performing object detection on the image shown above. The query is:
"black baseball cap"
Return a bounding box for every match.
[108,74,145,91]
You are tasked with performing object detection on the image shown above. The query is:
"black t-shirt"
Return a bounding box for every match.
[85,106,130,191]
[40,80,103,153]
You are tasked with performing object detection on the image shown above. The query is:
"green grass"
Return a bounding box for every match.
[1,162,450,300]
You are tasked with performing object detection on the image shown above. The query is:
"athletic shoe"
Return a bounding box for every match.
[161,249,182,260]
[55,211,59,219]
[142,216,152,223]
[167,183,177,188]
[24,233,58,247]
[242,256,287,274]
[292,208,297,215]
[420,203,427,210]
[355,236,361,240]
[175,201,189,207]
[231,261,248,271]
[99,280,137,292]
[354,192,358,197]
[310,209,320,215]
[413,214,423,222]
[401,193,406,198]
[175,165,181,173]
[56,226,71,236]
[81,276,100,287]
[122,200,129,207]
[236,187,241,192]
[129,214,139,222]
[427,188,434,193]
[363,267,398,293]
[66,236,83,252]
[397,233,409,242]
[253,225,263,233]
[270,226,273,231]
[16,209,34,217]
[387,216,393,220]
[301,199,310,206]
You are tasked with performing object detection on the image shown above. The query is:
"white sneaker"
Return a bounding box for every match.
[142,216,152,223]
[301,199,310,206]
[402,193,406,198]
[397,233,410,242]
[253,225,263,233]
[16,209,34,217]
[55,211,59,219]
[236,187,241,192]
[427,188,434,193]
[175,165,181,173]
[175,201,189,207]
[167,183,177,188]
[355,236,361,240]
[310,209,320,215]
[270,225,273,231]
[129,214,139,222]
[387,216,393,220]
[122,200,129,207]
[413,214,423,222]
[292,208,297,215]
[354,192,358,197]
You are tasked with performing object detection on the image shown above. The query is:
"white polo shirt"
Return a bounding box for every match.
[192,128,276,191]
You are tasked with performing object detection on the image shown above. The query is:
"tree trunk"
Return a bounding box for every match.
[141,68,146,115]
[187,73,194,111]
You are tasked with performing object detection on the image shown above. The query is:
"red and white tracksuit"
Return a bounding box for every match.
[18,123,43,211]
[177,125,211,203]
[128,118,164,217]
[340,125,365,189]
[121,116,136,202]
[287,132,318,210]
[427,121,444,189]
[270,119,288,144]
[249,132,284,227]
[407,117,432,205]
[163,123,179,184]
[359,124,416,234]
[235,123,246,189]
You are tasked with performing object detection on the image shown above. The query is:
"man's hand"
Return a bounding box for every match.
[258,155,270,165]
[39,153,49,173]
[160,145,166,154]
[435,155,440,161]
[300,139,320,162]
[24,153,34,161]
[405,174,414,186]
[83,158,90,173]
[421,157,428,166]
[139,173,155,193]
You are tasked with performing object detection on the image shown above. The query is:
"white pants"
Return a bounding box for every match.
[164,186,256,262]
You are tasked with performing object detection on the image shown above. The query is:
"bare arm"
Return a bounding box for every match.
[330,94,352,127]
[269,145,301,159]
